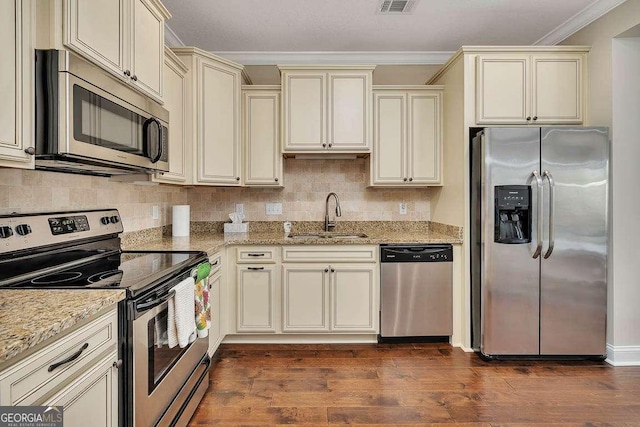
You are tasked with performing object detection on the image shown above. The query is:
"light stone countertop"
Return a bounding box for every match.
[0,289,125,365]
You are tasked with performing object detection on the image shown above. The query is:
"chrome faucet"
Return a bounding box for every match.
[324,192,342,232]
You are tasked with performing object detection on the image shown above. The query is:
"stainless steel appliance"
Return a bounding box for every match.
[471,127,609,359]
[35,50,169,176]
[379,244,453,341]
[0,209,210,426]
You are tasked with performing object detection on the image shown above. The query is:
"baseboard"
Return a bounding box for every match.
[222,334,378,344]
[605,343,640,366]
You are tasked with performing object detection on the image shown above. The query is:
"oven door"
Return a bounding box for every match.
[132,292,208,426]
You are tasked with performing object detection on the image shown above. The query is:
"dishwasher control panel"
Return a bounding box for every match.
[380,244,453,263]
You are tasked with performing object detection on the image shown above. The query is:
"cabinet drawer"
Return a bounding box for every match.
[209,252,223,276]
[282,245,377,263]
[0,309,118,406]
[236,247,277,263]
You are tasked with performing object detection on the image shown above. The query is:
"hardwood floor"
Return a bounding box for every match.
[188,343,640,426]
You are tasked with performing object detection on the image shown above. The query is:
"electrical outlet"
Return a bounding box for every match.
[265,203,282,215]
[235,204,244,214]
[399,202,407,215]
[152,205,159,220]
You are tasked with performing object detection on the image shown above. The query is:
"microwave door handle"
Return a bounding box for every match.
[144,117,163,163]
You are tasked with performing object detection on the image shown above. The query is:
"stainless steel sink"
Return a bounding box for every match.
[287,233,368,239]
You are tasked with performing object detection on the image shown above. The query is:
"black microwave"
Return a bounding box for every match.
[35,49,169,176]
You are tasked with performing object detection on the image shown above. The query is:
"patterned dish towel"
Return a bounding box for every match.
[168,276,197,348]
[194,277,211,338]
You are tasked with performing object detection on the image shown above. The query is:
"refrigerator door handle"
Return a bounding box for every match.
[531,170,544,259]
[542,170,555,259]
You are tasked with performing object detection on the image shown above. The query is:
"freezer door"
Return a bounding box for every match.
[540,127,608,355]
[481,128,541,355]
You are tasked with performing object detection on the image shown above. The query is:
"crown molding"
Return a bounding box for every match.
[534,0,628,45]
[210,51,455,65]
[164,23,185,47]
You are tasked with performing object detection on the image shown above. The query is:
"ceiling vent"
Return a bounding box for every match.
[377,0,419,14]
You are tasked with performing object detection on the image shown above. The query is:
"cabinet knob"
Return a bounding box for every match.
[403,178,408,182]
[132,75,138,81]
[322,143,326,148]
[236,177,240,181]
[330,268,335,273]
[324,268,329,273]
[328,143,332,148]
[24,147,35,155]
[113,359,123,369]
[124,70,131,77]
[532,116,538,121]
[409,177,413,182]
[275,178,279,182]
[526,116,532,121]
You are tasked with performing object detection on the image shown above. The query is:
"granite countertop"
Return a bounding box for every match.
[0,289,125,365]
[122,221,463,254]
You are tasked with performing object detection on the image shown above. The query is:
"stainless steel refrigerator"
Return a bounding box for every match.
[471,127,609,358]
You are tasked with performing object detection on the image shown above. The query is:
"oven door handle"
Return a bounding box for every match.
[136,289,175,312]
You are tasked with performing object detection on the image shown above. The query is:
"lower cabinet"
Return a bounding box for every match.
[208,251,226,355]
[282,266,330,332]
[236,265,277,332]
[44,351,118,427]
[331,266,377,331]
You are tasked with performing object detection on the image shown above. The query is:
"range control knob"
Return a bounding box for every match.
[100,216,110,225]
[109,216,120,224]
[0,226,14,239]
[15,224,32,236]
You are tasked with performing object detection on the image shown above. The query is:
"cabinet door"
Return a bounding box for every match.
[476,55,530,124]
[243,89,283,186]
[327,71,371,151]
[236,266,276,332]
[153,50,187,183]
[0,0,34,169]
[64,0,126,78]
[407,92,442,184]
[44,352,118,427]
[331,265,377,332]
[282,72,326,151]
[282,266,329,332]
[197,59,242,185]
[371,92,406,185]
[208,273,222,354]
[130,0,164,100]
[532,54,583,124]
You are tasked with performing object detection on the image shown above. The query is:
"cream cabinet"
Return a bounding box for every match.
[331,265,377,332]
[207,251,225,355]
[0,0,35,169]
[242,86,283,187]
[370,86,443,186]
[282,266,330,332]
[236,265,277,332]
[153,48,188,184]
[280,66,374,154]
[476,53,585,124]
[173,47,243,186]
[0,309,119,426]
[63,0,170,101]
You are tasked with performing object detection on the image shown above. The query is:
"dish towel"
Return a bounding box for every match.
[168,276,197,348]
[195,277,211,338]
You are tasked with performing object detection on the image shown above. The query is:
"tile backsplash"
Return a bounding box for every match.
[188,159,430,222]
[1,158,430,231]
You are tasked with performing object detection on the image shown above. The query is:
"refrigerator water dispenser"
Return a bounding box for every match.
[494,185,531,244]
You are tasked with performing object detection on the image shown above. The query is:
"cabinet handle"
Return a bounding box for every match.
[132,75,138,82]
[24,147,35,155]
[533,116,538,121]
[322,143,327,148]
[324,268,329,273]
[248,267,264,270]
[124,70,131,77]
[328,143,332,148]
[526,116,532,121]
[330,268,335,273]
[211,260,219,266]
[113,359,123,369]
[247,253,265,257]
[403,178,408,182]
[236,177,240,181]
[409,177,413,182]
[275,178,279,182]
[48,343,89,372]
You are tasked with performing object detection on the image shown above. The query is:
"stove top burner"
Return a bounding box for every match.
[31,271,83,285]
[87,270,123,284]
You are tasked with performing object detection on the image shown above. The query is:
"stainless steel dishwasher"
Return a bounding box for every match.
[379,244,453,341]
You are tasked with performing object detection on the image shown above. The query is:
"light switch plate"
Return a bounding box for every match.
[399,202,407,215]
[152,205,159,219]
[266,203,282,215]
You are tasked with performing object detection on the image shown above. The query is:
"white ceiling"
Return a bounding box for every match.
[162,0,605,59]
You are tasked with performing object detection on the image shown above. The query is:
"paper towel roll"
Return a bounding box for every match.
[172,205,190,237]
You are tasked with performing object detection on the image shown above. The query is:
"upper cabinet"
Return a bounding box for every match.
[173,47,243,186]
[152,48,188,184]
[476,51,586,125]
[63,0,170,102]
[279,66,374,154]
[370,86,443,186]
[0,0,35,170]
[242,86,283,187]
